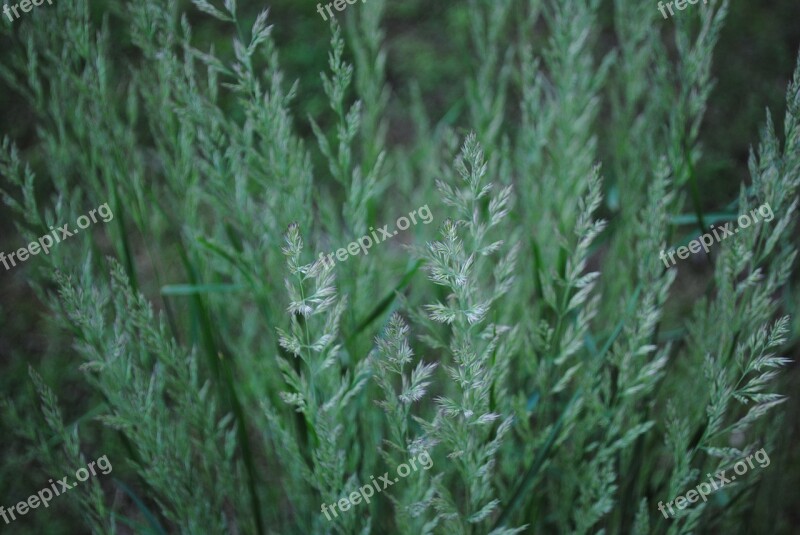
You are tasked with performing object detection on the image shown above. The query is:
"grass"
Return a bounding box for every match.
[1,0,800,533]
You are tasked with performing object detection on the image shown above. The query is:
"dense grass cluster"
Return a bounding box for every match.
[1,0,799,533]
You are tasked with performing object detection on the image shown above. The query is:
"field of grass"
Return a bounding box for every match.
[1,0,799,533]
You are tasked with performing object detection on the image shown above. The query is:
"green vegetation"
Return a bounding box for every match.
[1,0,799,533]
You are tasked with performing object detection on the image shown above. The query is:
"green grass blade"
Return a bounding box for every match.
[347,259,424,341]
[113,478,169,535]
[160,283,244,296]
[176,244,265,535]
